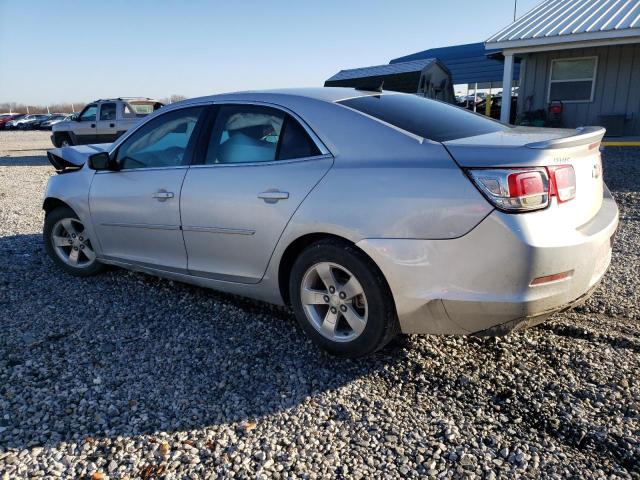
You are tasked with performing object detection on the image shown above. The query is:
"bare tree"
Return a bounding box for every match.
[159,94,188,104]
[1,94,189,114]
[0,102,85,114]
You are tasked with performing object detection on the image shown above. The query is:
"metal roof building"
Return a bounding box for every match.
[486,0,640,132]
[325,58,454,102]
[486,0,640,49]
[326,58,438,82]
[390,42,520,87]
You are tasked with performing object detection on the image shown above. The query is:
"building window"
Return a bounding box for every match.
[548,56,597,103]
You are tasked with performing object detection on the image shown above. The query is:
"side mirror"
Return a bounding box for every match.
[87,152,113,170]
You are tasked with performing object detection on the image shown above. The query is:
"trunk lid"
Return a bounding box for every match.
[443,126,605,227]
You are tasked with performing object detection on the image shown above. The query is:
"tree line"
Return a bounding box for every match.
[0,95,188,114]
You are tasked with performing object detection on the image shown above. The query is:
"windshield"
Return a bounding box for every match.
[338,94,510,142]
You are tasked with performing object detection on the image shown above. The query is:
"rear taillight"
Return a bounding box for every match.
[467,168,549,212]
[548,165,576,202]
[466,165,576,213]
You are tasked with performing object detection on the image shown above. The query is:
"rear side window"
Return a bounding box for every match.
[338,94,509,142]
[279,116,321,160]
[204,105,320,165]
[99,103,116,121]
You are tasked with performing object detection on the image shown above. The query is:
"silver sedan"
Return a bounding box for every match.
[43,88,618,357]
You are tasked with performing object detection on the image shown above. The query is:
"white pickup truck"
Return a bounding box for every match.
[51,97,163,147]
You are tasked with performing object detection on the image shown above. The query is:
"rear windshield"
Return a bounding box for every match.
[128,102,155,114]
[338,94,509,142]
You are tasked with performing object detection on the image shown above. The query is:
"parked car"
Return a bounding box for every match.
[51,98,164,147]
[5,114,50,130]
[474,95,518,123]
[0,114,25,130]
[42,88,618,357]
[23,114,52,130]
[39,114,73,130]
[5,114,39,129]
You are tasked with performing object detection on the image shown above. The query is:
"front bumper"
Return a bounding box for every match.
[357,188,619,335]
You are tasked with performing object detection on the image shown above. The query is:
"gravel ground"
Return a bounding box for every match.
[0,130,638,479]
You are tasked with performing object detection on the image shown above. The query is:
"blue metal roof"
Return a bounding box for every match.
[487,0,640,47]
[327,58,437,82]
[389,42,518,85]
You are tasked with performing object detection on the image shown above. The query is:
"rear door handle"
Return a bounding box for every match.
[258,190,289,203]
[109,123,115,128]
[152,191,174,201]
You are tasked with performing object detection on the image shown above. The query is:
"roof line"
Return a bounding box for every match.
[573,0,612,33]
[558,0,600,35]
[486,0,640,46]
[587,0,623,32]
[539,0,588,38]
[616,0,640,28]
[486,0,551,42]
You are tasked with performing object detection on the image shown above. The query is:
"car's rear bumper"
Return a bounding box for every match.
[356,187,619,335]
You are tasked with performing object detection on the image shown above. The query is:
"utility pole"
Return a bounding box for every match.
[514,0,518,21]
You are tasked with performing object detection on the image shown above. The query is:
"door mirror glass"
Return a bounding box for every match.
[88,152,112,170]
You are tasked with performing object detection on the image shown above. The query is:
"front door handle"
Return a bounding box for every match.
[258,190,289,204]
[152,190,174,201]
[109,123,115,128]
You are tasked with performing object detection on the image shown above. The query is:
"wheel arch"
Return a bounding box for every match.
[43,197,73,215]
[277,232,395,311]
[53,130,74,146]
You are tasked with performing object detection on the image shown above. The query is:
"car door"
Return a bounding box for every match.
[74,104,98,144]
[180,103,333,283]
[96,102,118,142]
[89,106,205,270]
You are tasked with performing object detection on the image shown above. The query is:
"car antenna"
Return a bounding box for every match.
[355,81,384,93]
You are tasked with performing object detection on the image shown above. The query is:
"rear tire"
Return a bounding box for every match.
[289,239,398,357]
[43,206,105,277]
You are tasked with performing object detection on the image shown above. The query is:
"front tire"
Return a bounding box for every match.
[289,239,398,357]
[53,133,72,147]
[43,206,105,277]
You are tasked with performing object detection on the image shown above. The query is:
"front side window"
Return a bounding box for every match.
[79,105,97,122]
[339,94,509,142]
[204,105,320,164]
[116,107,203,170]
[548,57,597,103]
[99,103,116,121]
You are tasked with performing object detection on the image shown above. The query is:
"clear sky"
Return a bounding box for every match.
[0,0,540,105]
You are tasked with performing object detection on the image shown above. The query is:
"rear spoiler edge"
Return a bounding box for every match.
[525,126,606,150]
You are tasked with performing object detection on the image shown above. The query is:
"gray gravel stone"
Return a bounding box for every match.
[0,132,638,479]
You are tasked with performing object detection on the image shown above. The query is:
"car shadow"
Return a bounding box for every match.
[0,154,51,167]
[0,233,409,450]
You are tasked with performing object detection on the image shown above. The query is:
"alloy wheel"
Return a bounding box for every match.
[50,217,96,268]
[300,262,368,342]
